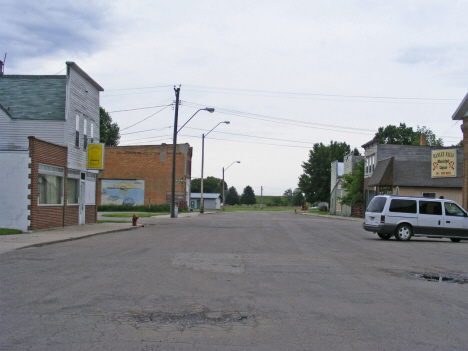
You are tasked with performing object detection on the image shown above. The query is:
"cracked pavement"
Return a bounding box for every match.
[1,211,468,350]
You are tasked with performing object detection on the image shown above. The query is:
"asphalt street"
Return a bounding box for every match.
[1,211,467,350]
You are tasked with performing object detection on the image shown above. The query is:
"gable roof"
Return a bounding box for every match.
[369,155,462,188]
[0,103,12,120]
[0,75,66,120]
[368,157,393,186]
[452,92,468,120]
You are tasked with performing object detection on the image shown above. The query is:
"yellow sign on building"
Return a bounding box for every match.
[431,149,456,178]
[87,143,105,170]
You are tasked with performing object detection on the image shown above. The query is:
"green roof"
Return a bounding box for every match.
[0,75,66,120]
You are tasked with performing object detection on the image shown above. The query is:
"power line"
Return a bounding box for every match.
[120,104,172,131]
[109,105,172,113]
[121,126,172,136]
[182,101,375,135]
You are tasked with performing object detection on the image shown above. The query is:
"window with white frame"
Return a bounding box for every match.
[90,122,94,143]
[67,169,80,205]
[75,115,80,147]
[83,118,88,150]
[38,164,64,205]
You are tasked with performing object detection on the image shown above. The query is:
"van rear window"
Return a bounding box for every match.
[367,197,387,213]
[389,199,417,213]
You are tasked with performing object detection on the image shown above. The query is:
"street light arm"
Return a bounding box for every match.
[177,107,215,133]
[225,160,241,172]
[205,121,230,138]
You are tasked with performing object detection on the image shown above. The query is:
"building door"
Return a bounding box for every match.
[79,181,86,225]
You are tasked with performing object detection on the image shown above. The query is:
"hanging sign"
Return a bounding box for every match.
[432,149,456,178]
[87,143,105,170]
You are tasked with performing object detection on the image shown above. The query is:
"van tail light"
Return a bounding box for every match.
[380,215,385,223]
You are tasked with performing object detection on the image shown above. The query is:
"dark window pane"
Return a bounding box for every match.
[366,197,387,213]
[419,201,442,215]
[389,199,417,213]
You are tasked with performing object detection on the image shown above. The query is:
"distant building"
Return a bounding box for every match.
[0,62,103,231]
[330,153,364,217]
[190,193,221,210]
[97,144,192,208]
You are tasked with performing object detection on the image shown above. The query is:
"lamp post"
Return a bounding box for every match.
[200,121,230,213]
[222,161,240,211]
[171,102,215,218]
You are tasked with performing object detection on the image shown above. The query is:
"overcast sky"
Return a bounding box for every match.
[3,1,468,196]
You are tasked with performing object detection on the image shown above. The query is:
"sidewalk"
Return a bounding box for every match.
[300,212,364,222]
[0,222,138,255]
[0,212,202,255]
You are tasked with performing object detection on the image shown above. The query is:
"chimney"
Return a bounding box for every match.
[420,134,426,146]
[0,60,3,76]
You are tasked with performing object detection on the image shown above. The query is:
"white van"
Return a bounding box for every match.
[363,195,468,242]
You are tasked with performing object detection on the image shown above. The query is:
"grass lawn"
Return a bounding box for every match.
[97,220,130,224]
[222,206,297,212]
[0,228,23,235]
[100,212,167,218]
[308,209,330,215]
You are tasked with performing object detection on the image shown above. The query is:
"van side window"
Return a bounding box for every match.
[389,199,417,214]
[366,197,387,213]
[444,203,466,217]
[419,201,442,215]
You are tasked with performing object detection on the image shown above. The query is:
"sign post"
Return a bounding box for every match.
[87,143,105,170]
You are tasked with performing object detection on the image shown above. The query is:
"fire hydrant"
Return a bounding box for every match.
[132,214,139,226]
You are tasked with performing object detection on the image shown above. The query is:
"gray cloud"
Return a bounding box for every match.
[1,1,111,65]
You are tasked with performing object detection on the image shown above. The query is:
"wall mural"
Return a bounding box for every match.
[101,180,145,206]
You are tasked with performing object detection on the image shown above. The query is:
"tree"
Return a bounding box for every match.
[100,107,120,146]
[225,186,240,205]
[374,123,415,145]
[292,188,305,206]
[413,125,443,146]
[240,185,256,205]
[374,123,443,146]
[299,141,351,204]
[270,197,283,206]
[340,160,364,206]
[191,177,227,194]
[283,188,293,206]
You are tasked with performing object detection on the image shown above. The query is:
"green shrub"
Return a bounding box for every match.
[98,204,171,212]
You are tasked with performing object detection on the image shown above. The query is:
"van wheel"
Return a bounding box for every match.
[378,233,392,240]
[450,238,461,243]
[395,224,412,241]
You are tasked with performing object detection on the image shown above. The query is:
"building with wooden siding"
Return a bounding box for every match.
[362,141,463,207]
[0,62,103,231]
[452,93,468,209]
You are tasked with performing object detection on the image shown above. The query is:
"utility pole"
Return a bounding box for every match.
[171,86,180,218]
[261,186,263,210]
[200,133,205,213]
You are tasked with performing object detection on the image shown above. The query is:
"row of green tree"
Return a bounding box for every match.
[191,177,257,205]
[298,124,460,207]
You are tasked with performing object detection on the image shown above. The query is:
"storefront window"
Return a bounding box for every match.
[38,164,64,205]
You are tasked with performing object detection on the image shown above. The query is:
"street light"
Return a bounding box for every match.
[171,101,215,218]
[200,121,230,213]
[222,161,240,211]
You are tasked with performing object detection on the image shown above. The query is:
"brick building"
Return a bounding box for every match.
[97,143,192,207]
[0,62,103,231]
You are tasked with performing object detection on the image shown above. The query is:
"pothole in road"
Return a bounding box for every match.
[132,310,256,330]
[412,273,468,284]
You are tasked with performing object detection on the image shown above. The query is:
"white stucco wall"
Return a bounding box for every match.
[0,151,31,231]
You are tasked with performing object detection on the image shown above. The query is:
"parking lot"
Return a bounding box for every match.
[1,211,467,350]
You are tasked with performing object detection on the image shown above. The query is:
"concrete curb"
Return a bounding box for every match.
[300,212,364,222]
[20,226,142,249]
